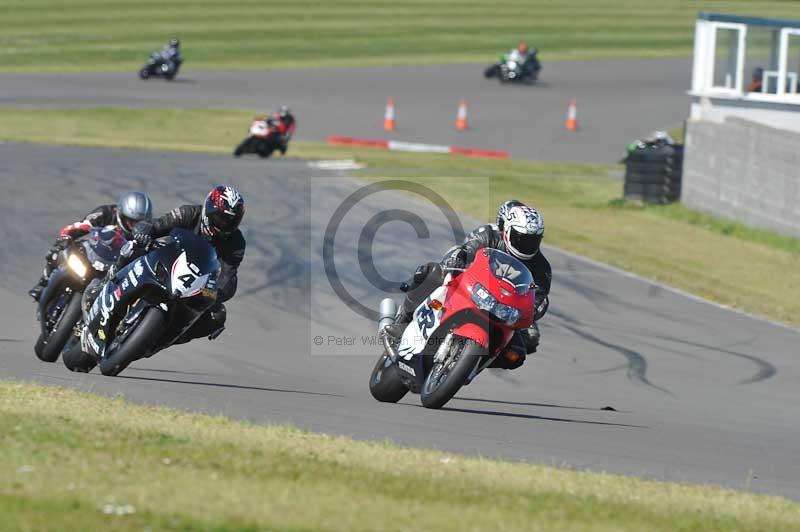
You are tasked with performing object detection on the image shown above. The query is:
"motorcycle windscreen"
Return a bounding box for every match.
[83,226,126,270]
[486,249,533,295]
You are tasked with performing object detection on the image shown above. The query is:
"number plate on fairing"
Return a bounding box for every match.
[170,251,210,298]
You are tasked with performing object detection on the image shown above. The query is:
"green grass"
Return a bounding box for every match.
[2,0,800,72]
[2,380,799,531]
[0,107,798,328]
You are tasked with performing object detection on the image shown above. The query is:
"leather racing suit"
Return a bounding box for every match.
[398,223,551,369]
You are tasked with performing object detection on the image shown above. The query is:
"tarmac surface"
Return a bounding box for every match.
[2,143,799,499]
[0,58,691,162]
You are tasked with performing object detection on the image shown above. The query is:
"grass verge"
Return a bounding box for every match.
[1,107,798,328]
[2,380,800,531]
[2,1,800,72]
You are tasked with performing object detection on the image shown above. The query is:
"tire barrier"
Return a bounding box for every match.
[623,144,683,204]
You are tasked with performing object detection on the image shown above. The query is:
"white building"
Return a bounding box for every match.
[683,12,800,238]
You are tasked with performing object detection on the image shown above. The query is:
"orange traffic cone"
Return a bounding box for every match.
[384,97,396,131]
[455,99,469,131]
[565,98,579,132]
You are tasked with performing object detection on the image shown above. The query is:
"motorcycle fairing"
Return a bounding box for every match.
[398,284,449,360]
[250,120,270,137]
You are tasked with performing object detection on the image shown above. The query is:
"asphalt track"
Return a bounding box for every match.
[0,58,690,162]
[1,142,799,499]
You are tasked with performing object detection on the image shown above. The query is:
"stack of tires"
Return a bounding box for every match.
[623,144,683,204]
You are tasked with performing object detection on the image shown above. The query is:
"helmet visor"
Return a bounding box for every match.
[208,209,240,234]
[119,214,138,233]
[509,227,541,256]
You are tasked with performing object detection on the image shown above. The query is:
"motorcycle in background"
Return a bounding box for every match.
[369,248,536,409]
[34,226,126,362]
[139,52,181,80]
[233,116,284,158]
[62,228,221,376]
[484,53,541,84]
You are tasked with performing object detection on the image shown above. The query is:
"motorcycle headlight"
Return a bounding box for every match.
[67,253,88,279]
[471,283,497,312]
[493,304,520,326]
[471,283,521,326]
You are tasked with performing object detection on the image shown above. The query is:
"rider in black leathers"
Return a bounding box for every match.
[131,186,245,342]
[159,37,183,70]
[28,192,154,301]
[388,200,551,369]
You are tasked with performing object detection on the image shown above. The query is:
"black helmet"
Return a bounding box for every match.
[169,38,180,47]
[200,185,245,239]
[117,192,154,238]
[496,199,525,230]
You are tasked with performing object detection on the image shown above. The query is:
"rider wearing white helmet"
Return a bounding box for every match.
[387,200,551,369]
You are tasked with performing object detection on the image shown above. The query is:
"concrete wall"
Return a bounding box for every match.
[682,117,800,237]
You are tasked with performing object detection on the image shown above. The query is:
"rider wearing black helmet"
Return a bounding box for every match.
[386,200,551,369]
[131,185,246,342]
[28,192,153,301]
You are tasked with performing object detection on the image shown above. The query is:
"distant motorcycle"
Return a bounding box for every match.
[34,227,126,363]
[62,228,220,376]
[139,52,181,80]
[484,54,540,84]
[233,116,284,158]
[369,248,536,409]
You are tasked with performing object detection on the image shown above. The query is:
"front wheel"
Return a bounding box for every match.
[233,138,251,157]
[99,307,165,376]
[35,293,82,363]
[369,351,409,403]
[420,337,483,409]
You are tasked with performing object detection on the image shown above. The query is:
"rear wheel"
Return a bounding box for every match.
[35,293,82,363]
[420,336,483,409]
[62,335,97,373]
[369,351,409,403]
[139,68,150,80]
[99,308,165,377]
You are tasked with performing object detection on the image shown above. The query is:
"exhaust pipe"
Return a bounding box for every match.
[377,298,397,333]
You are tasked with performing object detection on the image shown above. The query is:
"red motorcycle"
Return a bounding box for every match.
[369,248,535,409]
[233,116,283,158]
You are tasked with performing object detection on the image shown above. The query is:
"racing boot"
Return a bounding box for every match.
[382,304,413,340]
[29,246,61,301]
[28,277,47,301]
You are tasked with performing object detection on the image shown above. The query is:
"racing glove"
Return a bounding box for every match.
[131,221,154,249]
[441,247,467,271]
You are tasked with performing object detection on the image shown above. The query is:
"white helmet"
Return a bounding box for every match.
[502,205,544,260]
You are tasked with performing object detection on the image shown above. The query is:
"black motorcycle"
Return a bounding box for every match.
[484,54,540,84]
[139,52,181,80]
[62,228,220,376]
[233,116,284,158]
[34,227,126,363]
